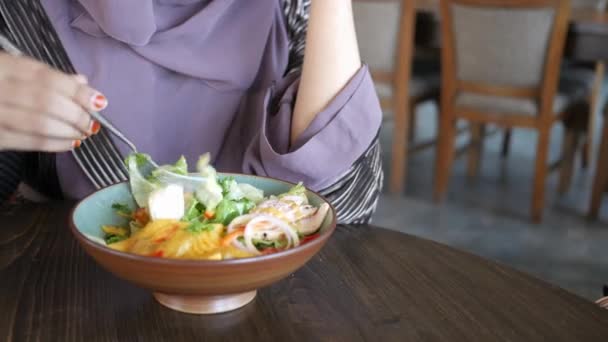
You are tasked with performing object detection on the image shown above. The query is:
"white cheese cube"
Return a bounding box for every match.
[148,184,185,221]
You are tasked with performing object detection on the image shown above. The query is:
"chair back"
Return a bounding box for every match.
[440,0,571,120]
[353,0,417,109]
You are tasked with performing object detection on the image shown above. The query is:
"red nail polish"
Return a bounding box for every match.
[89,120,101,135]
[92,94,107,110]
[72,140,82,148]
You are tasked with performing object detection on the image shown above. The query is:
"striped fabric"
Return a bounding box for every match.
[0,152,24,201]
[319,135,383,224]
[281,0,310,74]
[0,0,383,224]
[0,0,129,192]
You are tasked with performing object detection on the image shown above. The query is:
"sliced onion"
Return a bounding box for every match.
[242,215,300,255]
[227,214,256,233]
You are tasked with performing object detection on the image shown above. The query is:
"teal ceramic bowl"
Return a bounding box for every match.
[70,174,337,314]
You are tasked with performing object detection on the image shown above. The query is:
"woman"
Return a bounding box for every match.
[0,0,382,223]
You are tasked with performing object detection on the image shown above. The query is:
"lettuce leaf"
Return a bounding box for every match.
[278,182,308,204]
[220,177,264,203]
[183,197,202,221]
[105,235,127,245]
[186,221,217,233]
[212,198,255,225]
[237,183,264,203]
[111,202,132,217]
[282,182,306,197]
[194,154,223,210]
[219,177,236,196]
[212,199,239,226]
[253,238,288,250]
[125,153,159,207]
[149,155,188,182]
[126,153,191,208]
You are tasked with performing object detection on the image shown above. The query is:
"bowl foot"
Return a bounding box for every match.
[153,290,257,314]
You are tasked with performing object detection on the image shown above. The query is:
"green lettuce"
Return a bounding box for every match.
[212,198,255,226]
[183,197,202,221]
[105,235,127,245]
[186,221,217,233]
[194,154,223,211]
[148,155,188,182]
[126,153,193,208]
[125,153,159,207]
[111,202,132,217]
[278,182,308,204]
[220,177,264,203]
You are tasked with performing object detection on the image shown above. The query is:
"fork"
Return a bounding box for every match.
[0,34,144,159]
[0,33,206,187]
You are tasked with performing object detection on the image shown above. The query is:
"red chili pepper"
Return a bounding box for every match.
[151,250,164,258]
[221,227,245,247]
[132,208,150,226]
[261,248,280,255]
[153,225,179,243]
[301,233,320,244]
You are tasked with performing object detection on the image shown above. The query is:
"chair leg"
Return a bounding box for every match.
[433,117,457,202]
[467,123,485,178]
[389,98,411,195]
[584,62,605,169]
[558,127,579,195]
[531,126,551,223]
[409,102,417,143]
[501,129,512,158]
[582,142,590,169]
[589,119,608,219]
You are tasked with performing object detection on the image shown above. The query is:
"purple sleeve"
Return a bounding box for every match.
[216,64,382,191]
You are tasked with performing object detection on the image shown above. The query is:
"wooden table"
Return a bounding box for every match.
[2,202,608,341]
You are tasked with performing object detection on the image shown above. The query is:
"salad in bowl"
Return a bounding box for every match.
[101,153,330,260]
[70,152,336,314]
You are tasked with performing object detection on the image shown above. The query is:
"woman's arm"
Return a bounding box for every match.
[291,0,361,143]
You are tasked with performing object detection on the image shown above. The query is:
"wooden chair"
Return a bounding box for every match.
[353,0,441,194]
[588,110,608,219]
[502,0,604,168]
[434,0,592,222]
[565,0,605,170]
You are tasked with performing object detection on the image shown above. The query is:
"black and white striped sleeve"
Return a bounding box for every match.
[281,0,384,224]
[0,152,25,202]
[0,19,24,203]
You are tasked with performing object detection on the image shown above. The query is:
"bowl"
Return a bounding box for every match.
[70,174,336,314]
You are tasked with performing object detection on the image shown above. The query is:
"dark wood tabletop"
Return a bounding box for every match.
[2,201,608,341]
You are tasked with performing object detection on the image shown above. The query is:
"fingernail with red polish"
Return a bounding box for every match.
[72,140,82,149]
[89,120,101,135]
[91,93,108,111]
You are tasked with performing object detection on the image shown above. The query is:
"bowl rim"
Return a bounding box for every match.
[69,172,337,266]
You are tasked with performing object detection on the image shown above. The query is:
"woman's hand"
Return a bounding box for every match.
[0,53,108,152]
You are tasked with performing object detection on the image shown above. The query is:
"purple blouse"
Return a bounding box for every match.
[40,0,382,200]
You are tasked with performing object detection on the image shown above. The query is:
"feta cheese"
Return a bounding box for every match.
[148,184,185,221]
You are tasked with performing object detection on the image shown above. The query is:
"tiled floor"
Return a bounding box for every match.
[372,101,608,301]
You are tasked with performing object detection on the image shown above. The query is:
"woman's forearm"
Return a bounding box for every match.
[291,0,361,143]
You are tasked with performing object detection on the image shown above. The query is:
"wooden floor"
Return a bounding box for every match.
[373,101,608,301]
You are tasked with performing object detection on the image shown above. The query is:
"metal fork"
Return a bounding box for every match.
[0,32,209,187]
[0,34,142,157]
[1,1,130,188]
[0,33,160,167]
